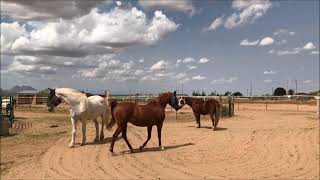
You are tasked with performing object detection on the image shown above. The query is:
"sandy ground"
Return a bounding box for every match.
[1,104,319,179]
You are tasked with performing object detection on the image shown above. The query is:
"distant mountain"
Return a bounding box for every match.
[0,85,37,96]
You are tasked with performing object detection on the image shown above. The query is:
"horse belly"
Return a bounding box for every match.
[129,116,154,127]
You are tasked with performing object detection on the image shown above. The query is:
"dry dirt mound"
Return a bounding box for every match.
[2,110,319,179]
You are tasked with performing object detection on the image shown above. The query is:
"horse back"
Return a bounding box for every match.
[114,102,164,126]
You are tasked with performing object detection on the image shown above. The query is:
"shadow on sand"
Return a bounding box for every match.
[187,126,228,131]
[115,142,195,156]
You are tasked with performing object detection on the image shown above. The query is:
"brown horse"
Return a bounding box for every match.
[107,91,181,153]
[180,97,220,130]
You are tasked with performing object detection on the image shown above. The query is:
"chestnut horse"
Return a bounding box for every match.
[181,97,220,130]
[107,91,181,153]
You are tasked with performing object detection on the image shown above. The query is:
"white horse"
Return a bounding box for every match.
[47,88,110,147]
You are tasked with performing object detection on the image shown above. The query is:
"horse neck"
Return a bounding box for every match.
[184,97,193,106]
[157,93,170,109]
[56,88,86,107]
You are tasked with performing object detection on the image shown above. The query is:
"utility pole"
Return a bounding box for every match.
[272,87,274,95]
[295,80,298,94]
[246,88,249,96]
[286,80,289,92]
[181,83,184,95]
[250,81,253,97]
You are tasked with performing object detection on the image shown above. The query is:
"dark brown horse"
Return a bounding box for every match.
[107,91,181,153]
[180,97,220,130]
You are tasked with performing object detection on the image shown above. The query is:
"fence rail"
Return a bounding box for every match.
[11,94,320,118]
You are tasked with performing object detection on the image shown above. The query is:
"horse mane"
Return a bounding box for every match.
[157,92,171,107]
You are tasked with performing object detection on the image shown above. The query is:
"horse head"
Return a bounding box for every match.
[178,96,186,107]
[47,88,62,112]
[158,91,181,111]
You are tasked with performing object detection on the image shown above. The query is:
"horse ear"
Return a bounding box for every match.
[173,91,176,96]
[48,88,55,93]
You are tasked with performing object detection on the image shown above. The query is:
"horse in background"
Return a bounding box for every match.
[47,88,110,147]
[107,91,182,153]
[179,97,220,130]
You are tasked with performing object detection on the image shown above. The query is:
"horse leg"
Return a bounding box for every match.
[140,125,152,150]
[100,114,105,140]
[93,118,99,142]
[210,112,216,131]
[110,126,122,153]
[122,125,133,153]
[80,120,87,146]
[69,117,78,148]
[157,123,163,148]
[194,114,201,128]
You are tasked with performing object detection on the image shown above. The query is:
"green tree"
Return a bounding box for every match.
[273,87,287,96]
[232,92,243,96]
[288,89,294,95]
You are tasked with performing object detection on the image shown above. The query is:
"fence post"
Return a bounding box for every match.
[296,96,299,112]
[265,96,268,111]
[228,96,232,117]
[315,96,320,119]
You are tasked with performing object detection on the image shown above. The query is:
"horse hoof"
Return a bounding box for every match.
[80,142,85,146]
[160,146,165,150]
[195,124,200,128]
[94,138,99,142]
[100,135,104,141]
[130,149,134,153]
[68,144,74,148]
[139,146,144,151]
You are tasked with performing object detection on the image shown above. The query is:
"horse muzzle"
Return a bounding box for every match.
[48,106,55,112]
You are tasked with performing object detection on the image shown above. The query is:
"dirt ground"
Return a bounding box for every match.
[1,103,319,179]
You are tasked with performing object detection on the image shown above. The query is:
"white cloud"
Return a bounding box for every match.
[80,59,140,82]
[1,0,111,21]
[139,59,144,63]
[0,22,28,54]
[150,60,170,72]
[269,49,275,54]
[264,79,272,83]
[139,0,195,15]
[8,61,57,75]
[203,16,224,31]
[134,69,144,76]
[275,39,287,45]
[175,59,182,67]
[224,0,272,29]
[182,57,195,64]
[116,1,122,6]
[1,7,178,57]
[303,80,312,84]
[210,77,238,84]
[263,70,277,75]
[175,73,187,80]
[192,75,206,80]
[276,42,317,56]
[199,58,210,63]
[303,42,316,50]
[273,29,295,36]
[187,65,197,70]
[240,39,260,46]
[277,49,300,56]
[259,37,274,46]
[311,51,319,55]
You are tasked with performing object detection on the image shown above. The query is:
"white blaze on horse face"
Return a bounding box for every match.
[178,97,185,107]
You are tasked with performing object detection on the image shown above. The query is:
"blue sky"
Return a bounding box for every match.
[0,0,319,95]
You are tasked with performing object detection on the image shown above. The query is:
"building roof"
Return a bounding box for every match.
[17,90,38,94]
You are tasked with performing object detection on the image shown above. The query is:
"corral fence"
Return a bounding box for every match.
[14,94,235,117]
[12,94,320,118]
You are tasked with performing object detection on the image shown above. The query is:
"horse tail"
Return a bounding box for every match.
[106,100,117,129]
[215,101,220,127]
